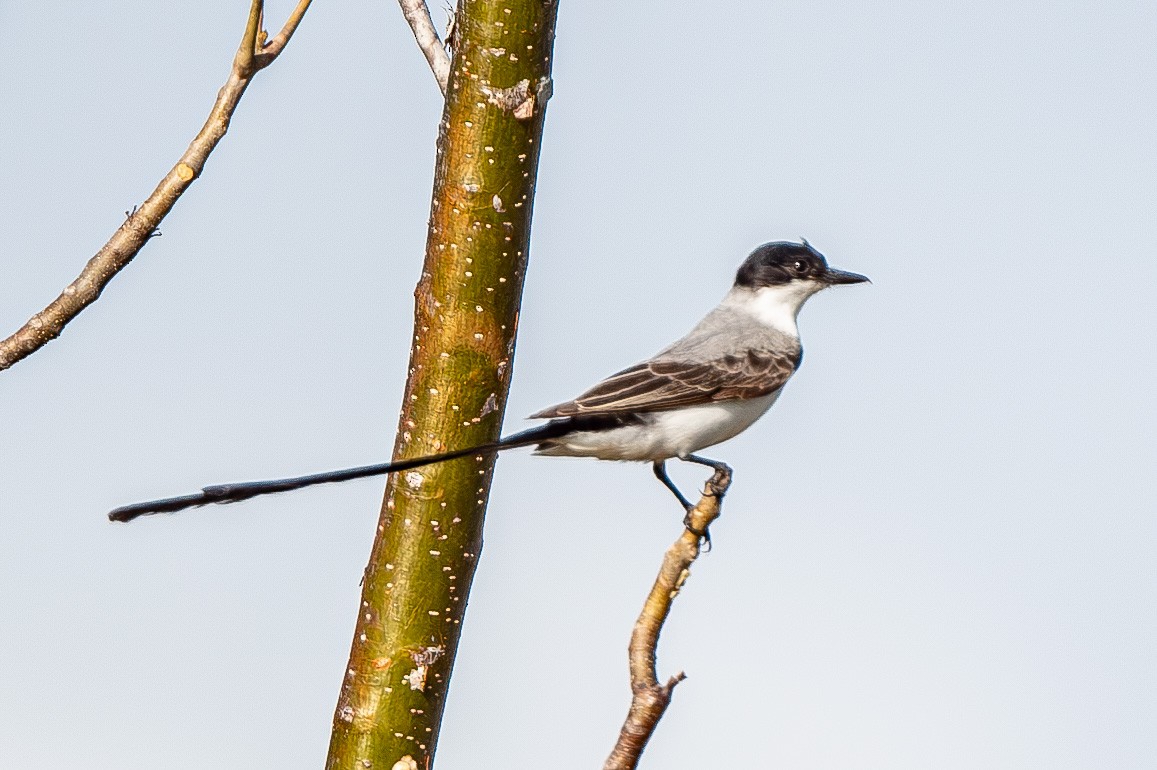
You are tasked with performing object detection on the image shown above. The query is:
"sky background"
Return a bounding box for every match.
[2,1,1155,767]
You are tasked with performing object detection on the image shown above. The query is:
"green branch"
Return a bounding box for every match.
[325,1,559,767]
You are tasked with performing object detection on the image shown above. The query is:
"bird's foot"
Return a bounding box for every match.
[682,508,713,552]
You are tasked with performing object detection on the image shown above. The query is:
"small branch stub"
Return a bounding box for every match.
[603,465,733,770]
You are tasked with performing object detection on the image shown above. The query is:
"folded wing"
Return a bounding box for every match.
[531,349,798,418]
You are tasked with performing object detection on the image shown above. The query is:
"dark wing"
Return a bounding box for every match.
[531,349,798,418]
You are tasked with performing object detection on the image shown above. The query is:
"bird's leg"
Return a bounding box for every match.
[652,460,695,511]
[682,454,732,474]
[676,455,735,549]
[653,460,714,550]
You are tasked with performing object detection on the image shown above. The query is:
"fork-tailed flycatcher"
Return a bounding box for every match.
[109,240,868,523]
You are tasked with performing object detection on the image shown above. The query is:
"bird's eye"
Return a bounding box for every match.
[793,260,807,273]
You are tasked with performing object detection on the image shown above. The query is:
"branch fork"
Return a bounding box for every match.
[0,0,312,372]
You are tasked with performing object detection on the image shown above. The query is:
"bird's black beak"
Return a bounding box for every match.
[824,267,871,286]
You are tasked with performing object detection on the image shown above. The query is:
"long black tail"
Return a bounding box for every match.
[108,423,563,523]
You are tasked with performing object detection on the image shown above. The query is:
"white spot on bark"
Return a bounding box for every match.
[404,667,427,691]
[413,645,444,665]
[478,77,550,120]
[404,646,444,692]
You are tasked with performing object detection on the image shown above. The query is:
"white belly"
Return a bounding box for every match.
[535,390,782,462]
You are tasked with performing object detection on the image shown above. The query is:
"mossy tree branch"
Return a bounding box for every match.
[604,466,733,770]
[325,2,559,768]
[0,0,313,372]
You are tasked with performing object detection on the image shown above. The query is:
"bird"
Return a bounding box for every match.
[109,240,868,523]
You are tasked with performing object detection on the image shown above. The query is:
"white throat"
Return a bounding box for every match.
[724,281,823,337]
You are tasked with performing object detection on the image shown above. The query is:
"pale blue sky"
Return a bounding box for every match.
[2,1,1155,767]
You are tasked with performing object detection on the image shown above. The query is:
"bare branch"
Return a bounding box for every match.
[0,0,313,372]
[398,0,452,95]
[257,0,313,67]
[604,465,733,770]
[234,0,263,74]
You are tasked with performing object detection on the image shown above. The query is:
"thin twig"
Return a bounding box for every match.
[0,0,313,372]
[258,0,313,66]
[398,0,452,95]
[603,465,733,770]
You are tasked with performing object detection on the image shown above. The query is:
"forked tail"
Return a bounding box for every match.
[108,423,560,522]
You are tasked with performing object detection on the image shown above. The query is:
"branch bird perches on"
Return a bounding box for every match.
[604,465,733,770]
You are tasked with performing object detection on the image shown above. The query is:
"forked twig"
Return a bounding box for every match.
[0,0,313,372]
[603,465,733,770]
